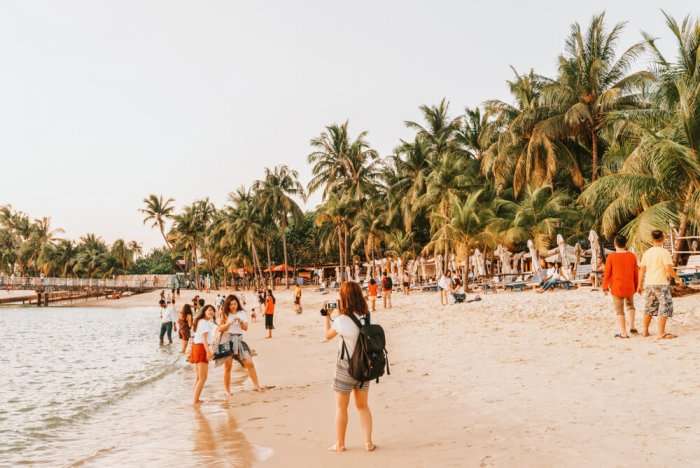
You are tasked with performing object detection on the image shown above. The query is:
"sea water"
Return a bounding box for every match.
[0,306,252,467]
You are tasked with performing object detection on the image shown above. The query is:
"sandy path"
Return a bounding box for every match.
[72,286,700,467]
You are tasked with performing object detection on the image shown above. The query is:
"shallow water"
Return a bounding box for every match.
[0,306,253,467]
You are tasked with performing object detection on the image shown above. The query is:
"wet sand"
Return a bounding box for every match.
[75,286,700,467]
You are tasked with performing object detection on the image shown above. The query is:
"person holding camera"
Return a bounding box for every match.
[191,304,215,405]
[322,281,376,453]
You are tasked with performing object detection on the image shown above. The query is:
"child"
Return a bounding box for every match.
[367,278,378,312]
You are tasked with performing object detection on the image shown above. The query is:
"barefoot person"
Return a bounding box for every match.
[638,230,677,339]
[603,235,639,338]
[438,271,452,305]
[264,289,275,339]
[159,299,174,345]
[367,278,378,312]
[381,272,392,309]
[322,281,375,453]
[178,303,193,353]
[191,305,215,404]
[216,295,262,397]
[294,284,303,314]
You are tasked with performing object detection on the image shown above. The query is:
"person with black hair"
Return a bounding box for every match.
[264,289,275,339]
[381,272,393,309]
[638,230,677,339]
[603,235,639,338]
[159,299,174,345]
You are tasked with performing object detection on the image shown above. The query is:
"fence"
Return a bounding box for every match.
[0,275,171,291]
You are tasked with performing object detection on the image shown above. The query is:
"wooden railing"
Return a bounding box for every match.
[0,276,171,291]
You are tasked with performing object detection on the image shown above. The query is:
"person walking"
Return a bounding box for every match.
[381,272,392,309]
[322,281,376,453]
[603,235,639,338]
[191,305,215,404]
[294,284,303,314]
[638,230,677,339]
[159,299,174,345]
[177,304,193,353]
[264,289,275,339]
[367,278,378,312]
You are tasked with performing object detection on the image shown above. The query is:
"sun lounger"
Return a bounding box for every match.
[676,255,700,285]
[504,281,527,292]
[421,283,439,292]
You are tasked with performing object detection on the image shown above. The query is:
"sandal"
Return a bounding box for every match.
[630,328,639,335]
[655,333,677,340]
[614,334,629,339]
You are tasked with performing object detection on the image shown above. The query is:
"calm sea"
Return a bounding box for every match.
[0,305,254,467]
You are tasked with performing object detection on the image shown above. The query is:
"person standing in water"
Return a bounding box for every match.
[191,305,215,404]
[323,281,376,453]
[159,299,174,345]
[177,304,193,353]
[216,295,263,396]
[264,289,275,339]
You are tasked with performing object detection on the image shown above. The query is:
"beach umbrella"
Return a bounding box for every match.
[527,240,542,274]
[435,254,443,276]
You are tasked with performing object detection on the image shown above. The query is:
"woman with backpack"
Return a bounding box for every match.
[323,281,376,453]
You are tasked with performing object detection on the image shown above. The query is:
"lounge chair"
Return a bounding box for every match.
[676,255,700,285]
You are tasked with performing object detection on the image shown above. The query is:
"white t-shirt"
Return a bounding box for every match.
[168,303,178,322]
[193,319,214,344]
[222,310,249,337]
[438,275,452,290]
[332,314,365,358]
[159,306,171,323]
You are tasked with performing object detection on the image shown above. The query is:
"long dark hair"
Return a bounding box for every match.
[266,289,276,304]
[181,303,193,319]
[193,304,216,332]
[223,294,243,315]
[339,281,368,316]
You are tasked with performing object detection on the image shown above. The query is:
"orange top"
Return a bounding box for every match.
[603,251,639,298]
[265,297,275,315]
[368,283,378,297]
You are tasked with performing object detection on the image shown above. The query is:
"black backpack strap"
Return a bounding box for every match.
[340,337,351,361]
[346,312,364,329]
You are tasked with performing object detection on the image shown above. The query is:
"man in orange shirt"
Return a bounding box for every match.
[603,235,639,338]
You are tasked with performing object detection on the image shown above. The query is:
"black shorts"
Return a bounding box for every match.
[265,314,274,329]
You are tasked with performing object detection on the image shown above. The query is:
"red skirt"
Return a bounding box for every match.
[190,343,208,363]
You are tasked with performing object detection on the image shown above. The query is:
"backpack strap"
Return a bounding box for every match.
[346,312,364,329]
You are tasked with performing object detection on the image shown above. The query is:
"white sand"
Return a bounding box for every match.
[82,286,700,467]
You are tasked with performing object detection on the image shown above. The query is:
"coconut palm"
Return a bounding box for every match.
[533,13,654,182]
[254,165,306,288]
[140,194,175,250]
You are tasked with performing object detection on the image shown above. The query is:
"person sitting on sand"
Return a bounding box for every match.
[438,271,452,305]
[638,230,677,339]
[322,281,376,453]
[367,277,378,312]
[603,235,639,338]
[215,295,262,396]
[191,305,215,404]
[451,277,467,303]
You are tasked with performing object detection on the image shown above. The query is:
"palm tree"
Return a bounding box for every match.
[534,13,654,182]
[226,187,266,287]
[140,194,175,250]
[254,165,305,288]
[351,200,390,267]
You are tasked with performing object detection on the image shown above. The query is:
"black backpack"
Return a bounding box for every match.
[341,313,390,385]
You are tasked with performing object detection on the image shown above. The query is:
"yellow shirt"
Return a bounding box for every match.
[640,246,672,286]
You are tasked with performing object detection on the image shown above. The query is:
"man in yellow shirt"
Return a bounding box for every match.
[638,230,676,339]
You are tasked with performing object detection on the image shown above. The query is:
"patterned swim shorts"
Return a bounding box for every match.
[644,286,673,317]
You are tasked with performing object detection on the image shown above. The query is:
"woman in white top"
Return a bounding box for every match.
[216,295,262,397]
[323,281,375,453]
[191,305,215,405]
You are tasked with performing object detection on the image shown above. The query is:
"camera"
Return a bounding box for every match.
[320,301,338,316]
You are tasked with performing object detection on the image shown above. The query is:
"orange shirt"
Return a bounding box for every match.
[368,283,378,297]
[265,297,275,315]
[603,251,639,298]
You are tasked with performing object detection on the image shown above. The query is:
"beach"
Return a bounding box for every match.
[5,286,700,467]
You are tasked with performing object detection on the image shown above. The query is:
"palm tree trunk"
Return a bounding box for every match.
[192,241,199,289]
[251,242,263,289]
[282,227,290,289]
[673,189,693,265]
[591,129,599,182]
[337,226,344,280]
[159,221,172,250]
[343,224,349,273]
[266,239,273,290]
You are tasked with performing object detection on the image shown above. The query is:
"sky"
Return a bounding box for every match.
[0,0,696,250]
